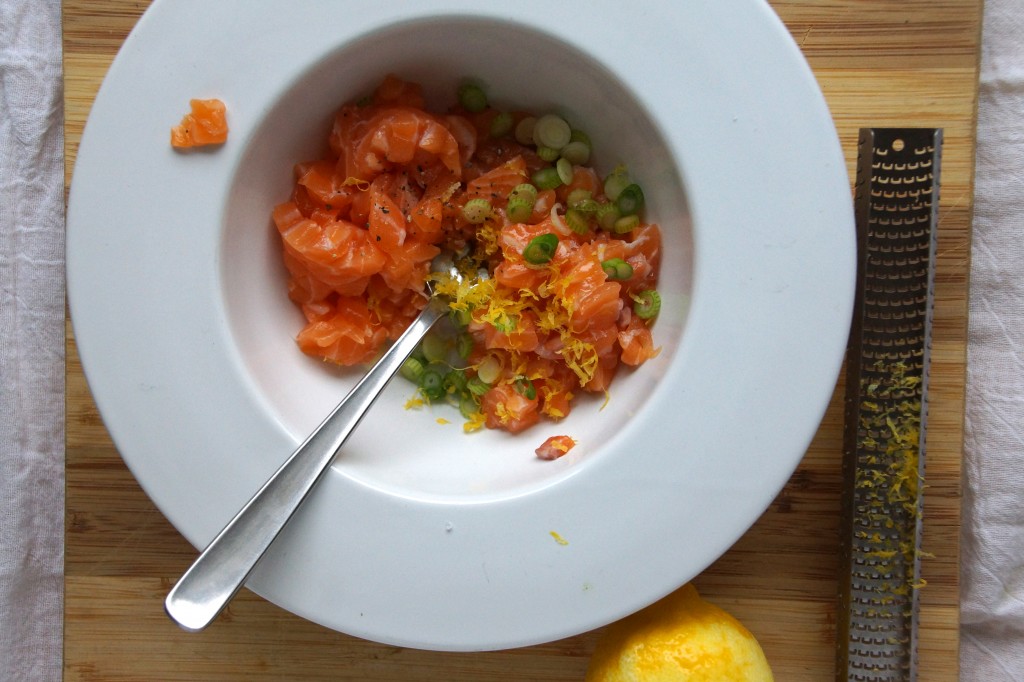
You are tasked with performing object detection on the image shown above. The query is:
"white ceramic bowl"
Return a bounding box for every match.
[67,0,855,651]
[223,16,691,500]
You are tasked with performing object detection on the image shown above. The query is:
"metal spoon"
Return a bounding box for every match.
[164,273,455,631]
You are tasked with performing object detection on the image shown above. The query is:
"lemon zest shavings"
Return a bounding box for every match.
[341,176,370,190]
[462,410,486,433]
[473,216,502,258]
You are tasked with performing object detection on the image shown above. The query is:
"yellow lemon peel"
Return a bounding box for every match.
[586,584,773,681]
[341,176,370,190]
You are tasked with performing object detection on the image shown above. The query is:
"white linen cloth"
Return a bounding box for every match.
[0,0,64,680]
[960,0,1024,677]
[0,0,1021,679]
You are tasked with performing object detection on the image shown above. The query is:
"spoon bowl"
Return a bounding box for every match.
[164,262,460,632]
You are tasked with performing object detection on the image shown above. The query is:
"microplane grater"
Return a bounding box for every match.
[836,128,942,681]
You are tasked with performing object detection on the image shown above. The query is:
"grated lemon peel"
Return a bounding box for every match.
[854,361,927,604]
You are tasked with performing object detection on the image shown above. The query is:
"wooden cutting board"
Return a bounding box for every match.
[63,1,979,679]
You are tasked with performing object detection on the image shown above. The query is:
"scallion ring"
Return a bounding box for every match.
[419,367,446,401]
[559,140,591,165]
[459,394,481,419]
[514,116,537,145]
[555,157,574,185]
[522,233,559,265]
[476,355,502,384]
[467,376,491,396]
[532,114,572,150]
[601,258,634,280]
[566,188,592,207]
[507,183,538,222]
[536,145,560,162]
[509,182,538,203]
[444,369,468,394]
[633,290,662,319]
[400,356,425,383]
[489,111,513,138]
[565,209,590,235]
[531,167,563,190]
[569,128,592,147]
[421,332,449,364]
[616,183,645,216]
[507,197,534,223]
[603,169,631,202]
[457,83,488,113]
[596,202,621,231]
[462,197,492,224]
[613,214,640,234]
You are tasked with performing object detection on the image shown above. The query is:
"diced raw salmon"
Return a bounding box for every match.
[273,74,662,435]
[481,383,541,434]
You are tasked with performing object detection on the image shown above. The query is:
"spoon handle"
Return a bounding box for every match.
[164,298,447,631]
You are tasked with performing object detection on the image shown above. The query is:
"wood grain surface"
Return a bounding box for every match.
[64,1,980,679]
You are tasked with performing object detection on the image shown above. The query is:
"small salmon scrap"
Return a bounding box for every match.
[535,435,576,460]
[170,99,228,148]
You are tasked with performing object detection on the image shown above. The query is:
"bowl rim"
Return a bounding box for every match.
[66,0,855,651]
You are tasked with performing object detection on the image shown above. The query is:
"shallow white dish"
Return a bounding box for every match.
[67,0,855,651]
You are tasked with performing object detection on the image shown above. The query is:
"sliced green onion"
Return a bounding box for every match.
[616,183,645,216]
[457,83,488,113]
[596,202,621,231]
[467,375,491,396]
[532,114,572,150]
[459,394,481,419]
[569,128,591,147]
[507,197,534,223]
[513,375,537,400]
[508,183,539,222]
[489,111,513,138]
[565,208,590,235]
[555,158,574,185]
[566,188,592,207]
[613,214,640,234]
[449,307,472,328]
[455,332,474,360]
[536,145,560,162]
[419,367,446,401]
[476,356,502,384]
[633,290,662,319]
[462,197,492,224]
[531,167,563,191]
[523,233,559,265]
[421,332,449,364]
[560,140,591,165]
[514,116,537,145]
[400,356,425,383]
[601,257,634,280]
[509,182,538,204]
[603,169,631,202]
[574,198,601,213]
[444,369,468,394]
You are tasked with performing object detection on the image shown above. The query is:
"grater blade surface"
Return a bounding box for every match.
[837,128,942,681]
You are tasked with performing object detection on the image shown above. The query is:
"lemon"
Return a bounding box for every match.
[585,584,773,681]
